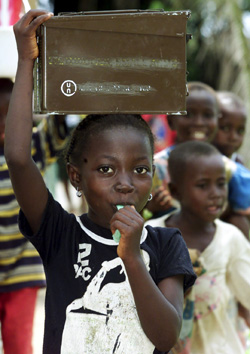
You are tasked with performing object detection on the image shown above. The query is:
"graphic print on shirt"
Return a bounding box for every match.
[73,243,92,281]
[61,243,154,353]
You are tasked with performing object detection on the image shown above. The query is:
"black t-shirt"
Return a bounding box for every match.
[19,192,196,354]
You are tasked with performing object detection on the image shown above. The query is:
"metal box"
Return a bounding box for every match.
[33,9,191,114]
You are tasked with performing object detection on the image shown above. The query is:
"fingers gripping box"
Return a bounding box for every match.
[33,9,191,114]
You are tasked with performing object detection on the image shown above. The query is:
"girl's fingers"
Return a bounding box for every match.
[111,206,143,234]
[27,12,53,30]
[15,10,53,32]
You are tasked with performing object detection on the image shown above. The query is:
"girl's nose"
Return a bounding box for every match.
[193,114,205,125]
[229,129,239,142]
[210,185,223,198]
[115,174,135,194]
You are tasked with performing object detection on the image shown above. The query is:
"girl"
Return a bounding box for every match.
[146,141,250,354]
[5,10,196,354]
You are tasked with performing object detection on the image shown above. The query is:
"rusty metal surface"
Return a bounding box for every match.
[33,9,191,114]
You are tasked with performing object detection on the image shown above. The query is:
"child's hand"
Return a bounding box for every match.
[110,206,144,261]
[146,186,172,213]
[13,10,53,61]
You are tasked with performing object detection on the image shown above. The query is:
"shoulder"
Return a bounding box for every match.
[215,218,245,236]
[144,225,196,291]
[145,224,186,254]
[19,190,75,239]
[214,219,250,249]
[145,212,182,245]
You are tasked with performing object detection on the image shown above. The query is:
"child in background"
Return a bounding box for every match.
[5,10,196,354]
[0,77,68,354]
[146,141,250,354]
[213,91,247,164]
[145,81,220,219]
[213,91,250,349]
[146,82,250,237]
[212,91,250,237]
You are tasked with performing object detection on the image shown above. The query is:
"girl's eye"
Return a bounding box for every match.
[238,128,245,135]
[203,111,215,119]
[134,166,148,174]
[98,166,113,174]
[218,180,226,188]
[196,183,206,189]
[220,125,230,132]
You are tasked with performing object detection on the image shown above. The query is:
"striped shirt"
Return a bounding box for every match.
[0,116,67,292]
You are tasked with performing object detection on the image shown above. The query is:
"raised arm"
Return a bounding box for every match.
[4,10,53,234]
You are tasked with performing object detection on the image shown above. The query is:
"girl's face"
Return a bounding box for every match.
[171,90,219,143]
[213,105,246,157]
[78,126,154,229]
[177,154,227,223]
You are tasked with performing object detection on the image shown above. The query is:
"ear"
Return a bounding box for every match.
[217,111,222,120]
[167,115,176,131]
[67,163,81,189]
[168,182,180,201]
[152,164,156,177]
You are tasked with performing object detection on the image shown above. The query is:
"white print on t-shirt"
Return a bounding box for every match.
[74,243,92,281]
[61,248,154,353]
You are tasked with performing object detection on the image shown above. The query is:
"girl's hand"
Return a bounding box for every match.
[110,206,144,261]
[13,9,53,61]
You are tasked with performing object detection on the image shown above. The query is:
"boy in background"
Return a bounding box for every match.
[0,78,67,354]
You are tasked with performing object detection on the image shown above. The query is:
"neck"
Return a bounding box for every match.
[168,209,216,252]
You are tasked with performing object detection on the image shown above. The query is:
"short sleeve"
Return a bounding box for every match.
[18,191,74,263]
[146,226,196,293]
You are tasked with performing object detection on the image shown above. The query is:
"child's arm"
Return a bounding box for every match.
[4,10,53,234]
[110,206,184,351]
[238,303,250,328]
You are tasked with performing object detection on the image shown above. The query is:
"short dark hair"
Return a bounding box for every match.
[187,81,220,113]
[217,91,247,115]
[168,141,221,184]
[64,114,155,165]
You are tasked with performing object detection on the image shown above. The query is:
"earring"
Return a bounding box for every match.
[148,194,153,201]
[76,187,82,198]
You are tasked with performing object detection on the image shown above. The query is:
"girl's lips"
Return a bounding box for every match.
[207,205,222,214]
